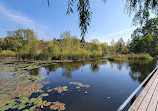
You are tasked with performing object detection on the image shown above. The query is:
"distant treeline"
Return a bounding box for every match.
[0,17,157,60]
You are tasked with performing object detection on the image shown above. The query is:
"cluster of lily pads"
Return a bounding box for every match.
[0,61,50,111]
[0,61,90,111]
[69,82,90,89]
[53,86,68,94]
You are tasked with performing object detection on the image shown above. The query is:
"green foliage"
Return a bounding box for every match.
[129,17,158,56]
[29,106,36,111]
[1,105,10,111]
[0,29,129,60]
[12,105,19,109]
[0,50,16,57]
[125,0,158,25]
[0,29,38,60]
[2,24,157,60]
[18,104,26,110]
[34,31,104,60]
[114,38,128,54]
[0,47,2,53]
[108,53,153,61]
[101,43,109,55]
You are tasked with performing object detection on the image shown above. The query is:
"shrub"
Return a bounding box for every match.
[0,47,2,53]
[108,53,153,61]
[0,50,16,57]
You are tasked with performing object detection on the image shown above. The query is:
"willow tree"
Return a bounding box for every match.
[46,0,158,40]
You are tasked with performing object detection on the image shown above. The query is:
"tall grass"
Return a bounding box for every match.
[108,53,153,61]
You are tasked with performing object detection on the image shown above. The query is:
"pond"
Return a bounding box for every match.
[0,59,157,111]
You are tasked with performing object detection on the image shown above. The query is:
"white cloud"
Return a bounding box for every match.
[106,27,136,38]
[87,26,137,44]
[0,3,47,39]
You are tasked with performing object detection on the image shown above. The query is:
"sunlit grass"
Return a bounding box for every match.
[108,53,153,61]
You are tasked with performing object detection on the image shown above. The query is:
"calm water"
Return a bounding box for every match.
[29,59,157,111]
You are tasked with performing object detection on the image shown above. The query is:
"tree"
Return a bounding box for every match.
[88,39,101,51]
[110,39,116,54]
[3,36,22,52]
[101,42,108,55]
[129,17,158,56]
[2,29,38,60]
[114,38,128,54]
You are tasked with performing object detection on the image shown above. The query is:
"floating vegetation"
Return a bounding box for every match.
[0,61,92,110]
[47,89,53,92]
[50,101,66,111]
[70,82,90,89]
[38,93,49,98]
[44,102,52,106]
[54,86,68,94]
[0,61,68,110]
[0,61,51,110]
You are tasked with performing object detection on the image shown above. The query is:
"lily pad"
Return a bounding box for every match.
[50,101,65,111]
[54,86,68,94]
[18,104,26,110]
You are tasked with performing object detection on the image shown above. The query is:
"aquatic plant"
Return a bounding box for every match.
[54,86,68,94]
[70,82,90,88]
[47,89,53,92]
[38,93,49,98]
[50,101,66,111]
[18,104,26,110]
[44,102,52,106]
[0,62,48,110]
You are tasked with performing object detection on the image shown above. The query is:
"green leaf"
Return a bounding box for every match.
[29,106,36,111]
[1,105,10,111]
[12,105,19,109]
[76,86,80,89]
[18,104,26,110]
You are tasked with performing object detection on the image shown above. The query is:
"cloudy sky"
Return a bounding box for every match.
[0,0,138,44]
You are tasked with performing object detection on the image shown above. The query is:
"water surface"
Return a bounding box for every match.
[32,59,157,111]
[0,59,157,111]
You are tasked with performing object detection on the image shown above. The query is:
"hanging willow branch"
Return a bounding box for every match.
[46,0,158,39]
[125,0,158,25]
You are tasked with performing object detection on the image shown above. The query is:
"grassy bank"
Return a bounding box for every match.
[108,53,153,61]
[0,50,153,62]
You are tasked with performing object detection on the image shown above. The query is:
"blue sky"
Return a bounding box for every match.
[0,0,138,44]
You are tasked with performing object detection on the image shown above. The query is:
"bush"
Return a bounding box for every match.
[0,47,2,53]
[0,50,16,57]
[128,53,153,60]
[108,53,153,61]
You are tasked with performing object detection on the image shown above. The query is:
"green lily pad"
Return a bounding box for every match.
[18,104,26,110]
[1,105,11,111]
[78,83,82,86]
[23,109,29,111]
[76,86,80,89]
[29,106,36,111]
[29,98,36,103]
[12,105,19,109]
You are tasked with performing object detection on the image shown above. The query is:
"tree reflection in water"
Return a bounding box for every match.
[29,68,40,76]
[109,59,157,83]
[128,60,157,83]
[90,60,108,72]
[42,60,108,78]
[30,59,157,83]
